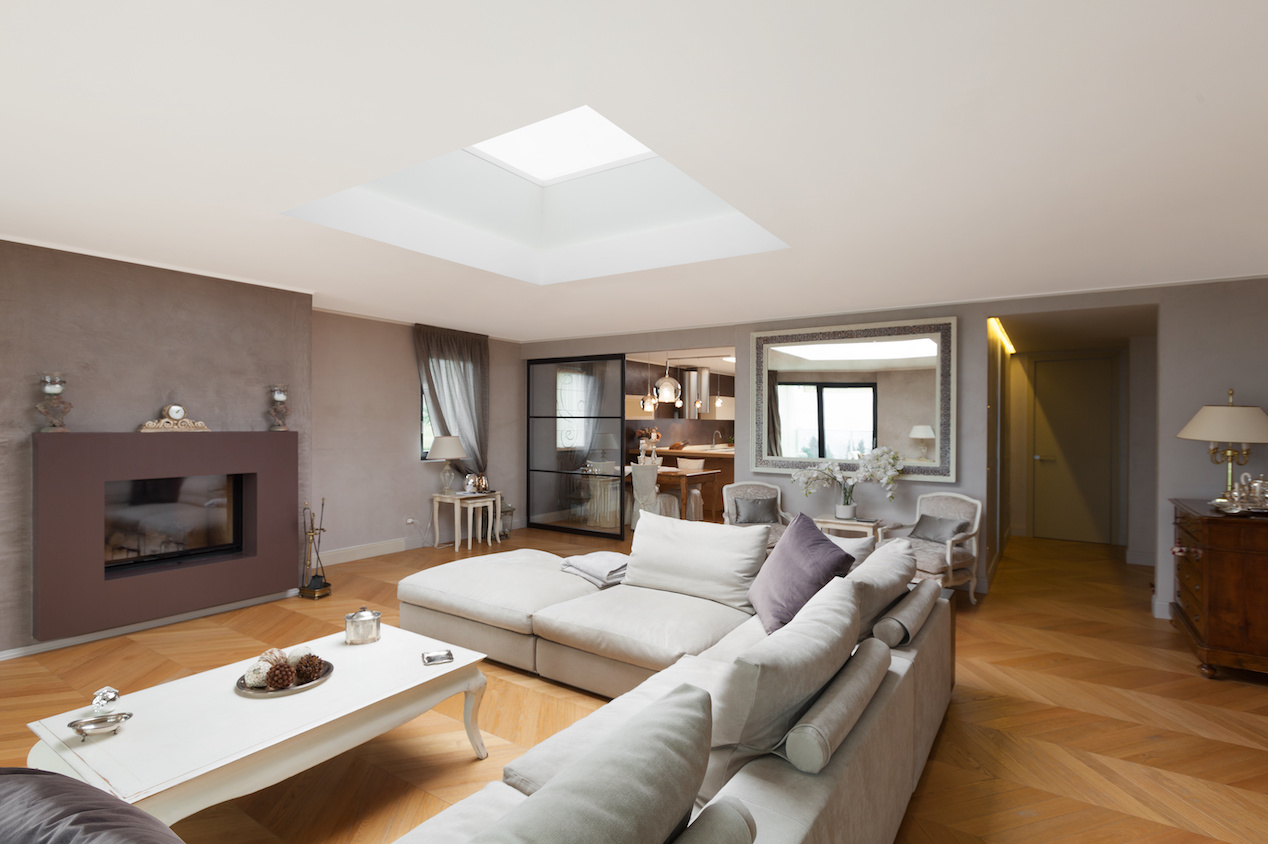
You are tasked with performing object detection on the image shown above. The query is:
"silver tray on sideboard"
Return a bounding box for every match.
[1209,498,1268,516]
[234,660,333,698]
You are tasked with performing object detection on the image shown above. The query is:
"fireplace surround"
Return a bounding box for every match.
[33,431,299,640]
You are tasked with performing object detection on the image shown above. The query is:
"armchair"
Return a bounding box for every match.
[885,492,981,603]
[722,481,793,547]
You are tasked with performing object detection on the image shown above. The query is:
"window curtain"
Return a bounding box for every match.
[766,368,782,457]
[414,324,489,474]
[558,362,605,472]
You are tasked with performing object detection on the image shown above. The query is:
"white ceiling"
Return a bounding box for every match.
[4,2,1268,343]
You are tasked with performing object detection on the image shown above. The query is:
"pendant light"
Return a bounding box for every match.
[639,358,658,411]
[655,358,683,407]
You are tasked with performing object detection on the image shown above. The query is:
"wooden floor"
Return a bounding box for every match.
[3,531,1266,842]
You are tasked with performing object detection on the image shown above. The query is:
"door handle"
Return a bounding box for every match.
[1033,455,1055,461]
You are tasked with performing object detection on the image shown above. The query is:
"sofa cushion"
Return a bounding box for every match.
[734,497,779,525]
[747,514,850,634]
[845,538,917,629]
[397,549,597,635]
[623,512,770,612]
[909,538,977,574]
[475,684,712,844]
[673,797,757,844]
[0,767,185,844]
[533,586,751,671]
[872,579,941,647]
[827,533,875,568]
[908,514,970,543]
[697,615,767,664]
[504,655,757,796]
[781,638,891,774]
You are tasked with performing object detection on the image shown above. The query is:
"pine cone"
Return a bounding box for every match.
[265,661,296,689]
[260,648,288,666]
[295,654,324,684]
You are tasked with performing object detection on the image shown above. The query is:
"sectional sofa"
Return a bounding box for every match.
[395,512,954,843]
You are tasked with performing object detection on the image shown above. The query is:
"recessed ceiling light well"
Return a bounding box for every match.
[466,106,657,186]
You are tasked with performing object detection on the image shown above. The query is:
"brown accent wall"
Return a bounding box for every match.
[33,432,298,640]
[0,240,311,652]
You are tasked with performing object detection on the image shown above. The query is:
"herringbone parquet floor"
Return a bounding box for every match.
[3,531,1265,842]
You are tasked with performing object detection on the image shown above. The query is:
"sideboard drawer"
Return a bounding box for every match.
[1176,584,1205,638]
[1176,555,1204,598]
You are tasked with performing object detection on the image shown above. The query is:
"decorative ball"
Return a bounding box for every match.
[287,645,313,667]
[265,661,296,690]
[295,654,324,684]
[261,648,288,667]
[244,660,271,688]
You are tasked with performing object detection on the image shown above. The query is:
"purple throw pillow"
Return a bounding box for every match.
[747,513,852,633]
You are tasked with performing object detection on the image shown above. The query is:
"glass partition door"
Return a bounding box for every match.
[527,355,625,537]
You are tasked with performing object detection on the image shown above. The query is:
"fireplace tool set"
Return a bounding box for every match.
[299,499,331,599]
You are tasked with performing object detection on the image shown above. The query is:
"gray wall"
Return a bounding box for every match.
[0,241,312,653]
[310,312,525,552]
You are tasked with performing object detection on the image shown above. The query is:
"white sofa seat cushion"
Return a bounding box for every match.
[397,549,597,635]
[623,512,770,612]
[393,781,527,844]
[533,586,751,671]
[475,684,713,844]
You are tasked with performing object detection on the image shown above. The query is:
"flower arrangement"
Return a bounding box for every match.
[634,426,660,441]
[855,446,903,500]
[792,461,856,505]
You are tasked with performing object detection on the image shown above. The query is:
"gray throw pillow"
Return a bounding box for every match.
[0,768,186,844]
[908,514,970,543]
[748,513,850,633]
[734,497,779,524]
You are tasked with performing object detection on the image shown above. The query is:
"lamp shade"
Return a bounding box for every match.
[428,435,468,460]
[909,425,936,439]
[1177,405,1268,444]
[595,432,620,449]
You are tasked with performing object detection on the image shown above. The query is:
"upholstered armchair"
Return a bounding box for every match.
[722,481,793,547]
[884,492,981,603]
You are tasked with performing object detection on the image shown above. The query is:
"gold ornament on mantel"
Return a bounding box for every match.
[138,403,211,432]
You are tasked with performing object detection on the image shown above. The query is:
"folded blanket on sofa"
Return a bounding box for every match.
[561,551,629,588]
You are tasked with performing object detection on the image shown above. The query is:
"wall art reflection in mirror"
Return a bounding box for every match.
[750,317,955,482]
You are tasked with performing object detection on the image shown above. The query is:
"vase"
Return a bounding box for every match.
[835,504,857,520]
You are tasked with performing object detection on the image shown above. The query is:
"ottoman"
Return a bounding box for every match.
[397,549,599,671]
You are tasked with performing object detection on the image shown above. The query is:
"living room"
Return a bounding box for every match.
[6,4,1268,842]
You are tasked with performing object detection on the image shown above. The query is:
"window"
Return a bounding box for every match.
[555,367,594,449]
[420,398,436,456]
[776,383,876,459]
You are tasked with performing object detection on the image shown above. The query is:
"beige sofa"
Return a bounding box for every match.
[396,513,953,843]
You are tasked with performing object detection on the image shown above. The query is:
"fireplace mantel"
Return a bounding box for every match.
[33,432,299,640]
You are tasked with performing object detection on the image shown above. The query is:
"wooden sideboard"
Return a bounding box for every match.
[1170,498,1268,678]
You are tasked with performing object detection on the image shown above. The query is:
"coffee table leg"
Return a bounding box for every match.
[464,672,489,760]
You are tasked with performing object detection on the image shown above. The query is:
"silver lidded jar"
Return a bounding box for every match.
[345,606,381,645]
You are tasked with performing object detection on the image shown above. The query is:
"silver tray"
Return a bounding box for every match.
[69,711,132,741]
[1210,498,1268,515]
[235,660,333,697]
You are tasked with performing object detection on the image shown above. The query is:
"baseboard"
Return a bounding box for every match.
[0,589,298,663]
[320,538,407,566]
[1152,595,1171,620]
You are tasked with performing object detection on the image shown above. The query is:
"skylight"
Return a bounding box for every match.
[774,339,939,361]
[466,106,656,186]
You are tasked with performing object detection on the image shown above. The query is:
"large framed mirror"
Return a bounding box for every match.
[751,317,956,481]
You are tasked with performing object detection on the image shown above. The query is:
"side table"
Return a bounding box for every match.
[813,515,890,541]
[434,491,502,550]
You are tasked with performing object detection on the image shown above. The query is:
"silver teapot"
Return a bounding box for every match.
[345,606,381,645]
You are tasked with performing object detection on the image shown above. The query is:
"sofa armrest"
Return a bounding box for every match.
[872,579,941,647]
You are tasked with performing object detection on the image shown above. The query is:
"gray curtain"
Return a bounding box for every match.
[766,368,782,457]
[414,324,489,474]
[559,361,605,472]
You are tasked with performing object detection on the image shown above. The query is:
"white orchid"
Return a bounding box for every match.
[791,461,857,504]
[855,446,904,500]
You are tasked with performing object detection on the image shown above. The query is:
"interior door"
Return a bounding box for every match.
[1031,356,1117,543]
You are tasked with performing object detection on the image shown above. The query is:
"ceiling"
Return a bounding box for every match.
[5,3,1268,343]
[996,305,1158,353]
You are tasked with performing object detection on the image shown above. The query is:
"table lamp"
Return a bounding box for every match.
[1176,389,1268,499]
[594,432,619,462]
[428,436,468,495]
[909,425,936,460]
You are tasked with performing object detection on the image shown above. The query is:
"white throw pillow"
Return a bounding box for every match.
[825,534,875,568]
[624,512,770,612]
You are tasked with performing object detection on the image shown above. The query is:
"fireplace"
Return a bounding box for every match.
[33,432,299,640]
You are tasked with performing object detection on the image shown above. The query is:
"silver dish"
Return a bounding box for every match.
[234,660,333,697]
[68,711,132,741]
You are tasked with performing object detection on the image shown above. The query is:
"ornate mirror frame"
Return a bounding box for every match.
[750,317,956,481]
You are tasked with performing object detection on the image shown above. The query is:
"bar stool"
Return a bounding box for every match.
[460,497,498,549]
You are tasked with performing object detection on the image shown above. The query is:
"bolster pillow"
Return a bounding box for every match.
[872,579,942,647]
[780,638,890,774]
[675,797,758,844]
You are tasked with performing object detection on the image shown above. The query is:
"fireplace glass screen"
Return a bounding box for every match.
[105,474,243,568]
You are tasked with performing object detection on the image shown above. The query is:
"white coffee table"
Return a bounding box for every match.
[26,624,487,825]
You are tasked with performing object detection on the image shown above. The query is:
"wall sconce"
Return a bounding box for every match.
[1177,388,1268,499]
[37,373,72,432]
[268,385,289,431]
